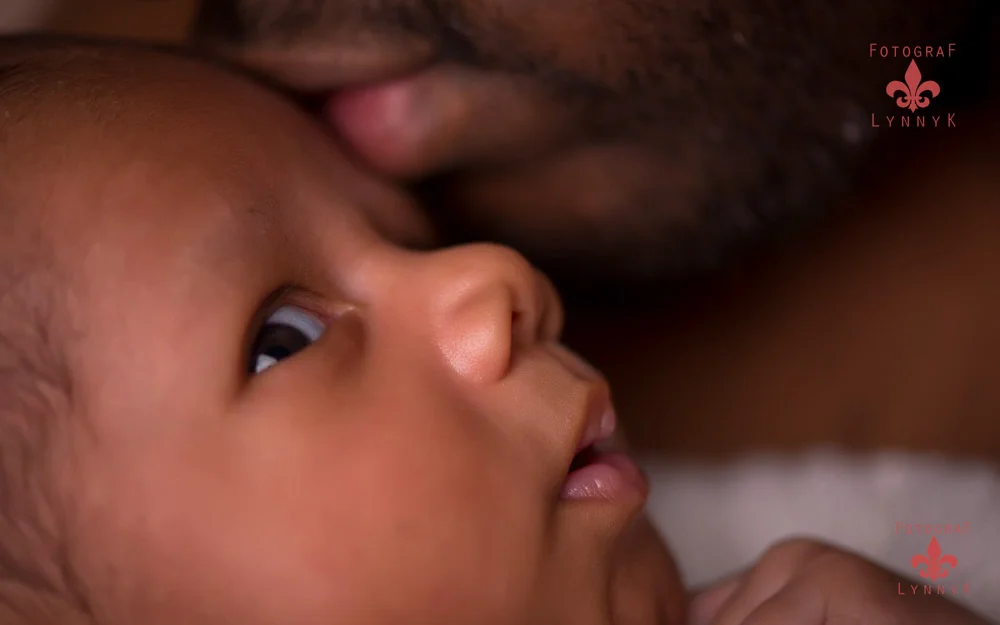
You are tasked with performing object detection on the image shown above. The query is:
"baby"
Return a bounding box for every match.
[0,35,989,625]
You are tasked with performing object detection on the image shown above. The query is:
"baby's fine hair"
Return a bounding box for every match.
[0,33,269,623]
[0,35,98,622]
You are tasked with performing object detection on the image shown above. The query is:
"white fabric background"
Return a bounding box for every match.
[645,449,1000,620]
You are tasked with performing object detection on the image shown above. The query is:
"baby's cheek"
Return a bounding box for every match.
[67,445,264,623]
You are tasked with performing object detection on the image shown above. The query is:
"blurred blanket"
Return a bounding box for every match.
[644,449,1000,620]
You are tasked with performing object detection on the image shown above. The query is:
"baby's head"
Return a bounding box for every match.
[0,36,684,624]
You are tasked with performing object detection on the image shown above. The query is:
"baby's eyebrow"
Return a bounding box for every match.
[189,187,292,272]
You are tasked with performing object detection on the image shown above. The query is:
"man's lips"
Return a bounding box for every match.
[216,41,434,91]
[203,38,438,174]
[326,78,427,177]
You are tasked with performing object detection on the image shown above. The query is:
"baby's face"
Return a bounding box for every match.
[36,53,683,624]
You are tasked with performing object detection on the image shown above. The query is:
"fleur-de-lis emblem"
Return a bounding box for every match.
[886,59,940,112]
[910,536,958,581]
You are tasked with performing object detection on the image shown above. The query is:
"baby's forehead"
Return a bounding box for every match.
[2,42,309,180]
[1,37,430,291]
[3,41,331,243]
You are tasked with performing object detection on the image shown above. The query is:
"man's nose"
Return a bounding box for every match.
[416,244,563,384]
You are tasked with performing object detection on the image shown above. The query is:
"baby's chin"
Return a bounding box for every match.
[588,435,684,623]
[608,513,687,625]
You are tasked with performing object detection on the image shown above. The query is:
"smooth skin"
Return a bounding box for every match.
[5,47,684,625]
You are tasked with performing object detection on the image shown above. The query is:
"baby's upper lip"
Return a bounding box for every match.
[574,381,617,456]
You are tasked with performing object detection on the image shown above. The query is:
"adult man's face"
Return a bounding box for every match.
[194,0,984,296]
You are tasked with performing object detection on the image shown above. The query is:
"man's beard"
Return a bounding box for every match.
[412,135,864,309]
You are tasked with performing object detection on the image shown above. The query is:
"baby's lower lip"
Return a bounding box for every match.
[561,451,648,502]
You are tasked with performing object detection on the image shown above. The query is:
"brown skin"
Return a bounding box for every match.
[192,0,991,297]
[187,0,1000,457]
[29,60,989,622]
[182,12,995,625]
[9,49,685,624]
[188,0,1000,464]
[2,35,990,625]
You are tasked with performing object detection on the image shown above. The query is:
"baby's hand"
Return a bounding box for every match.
[688,538,990,625]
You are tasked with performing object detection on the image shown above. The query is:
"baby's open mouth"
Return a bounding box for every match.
[561,401,648,501]
[563,443,647,501]
[569,444,603,473]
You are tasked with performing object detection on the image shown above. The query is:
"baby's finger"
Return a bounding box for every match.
[726,582,828,625]
[706,539,830,625]
[687,575,744,625]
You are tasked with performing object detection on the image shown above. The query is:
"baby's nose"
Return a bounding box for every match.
[422,244,563,384]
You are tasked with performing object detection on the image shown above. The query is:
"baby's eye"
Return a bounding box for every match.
[248,305,326,375]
